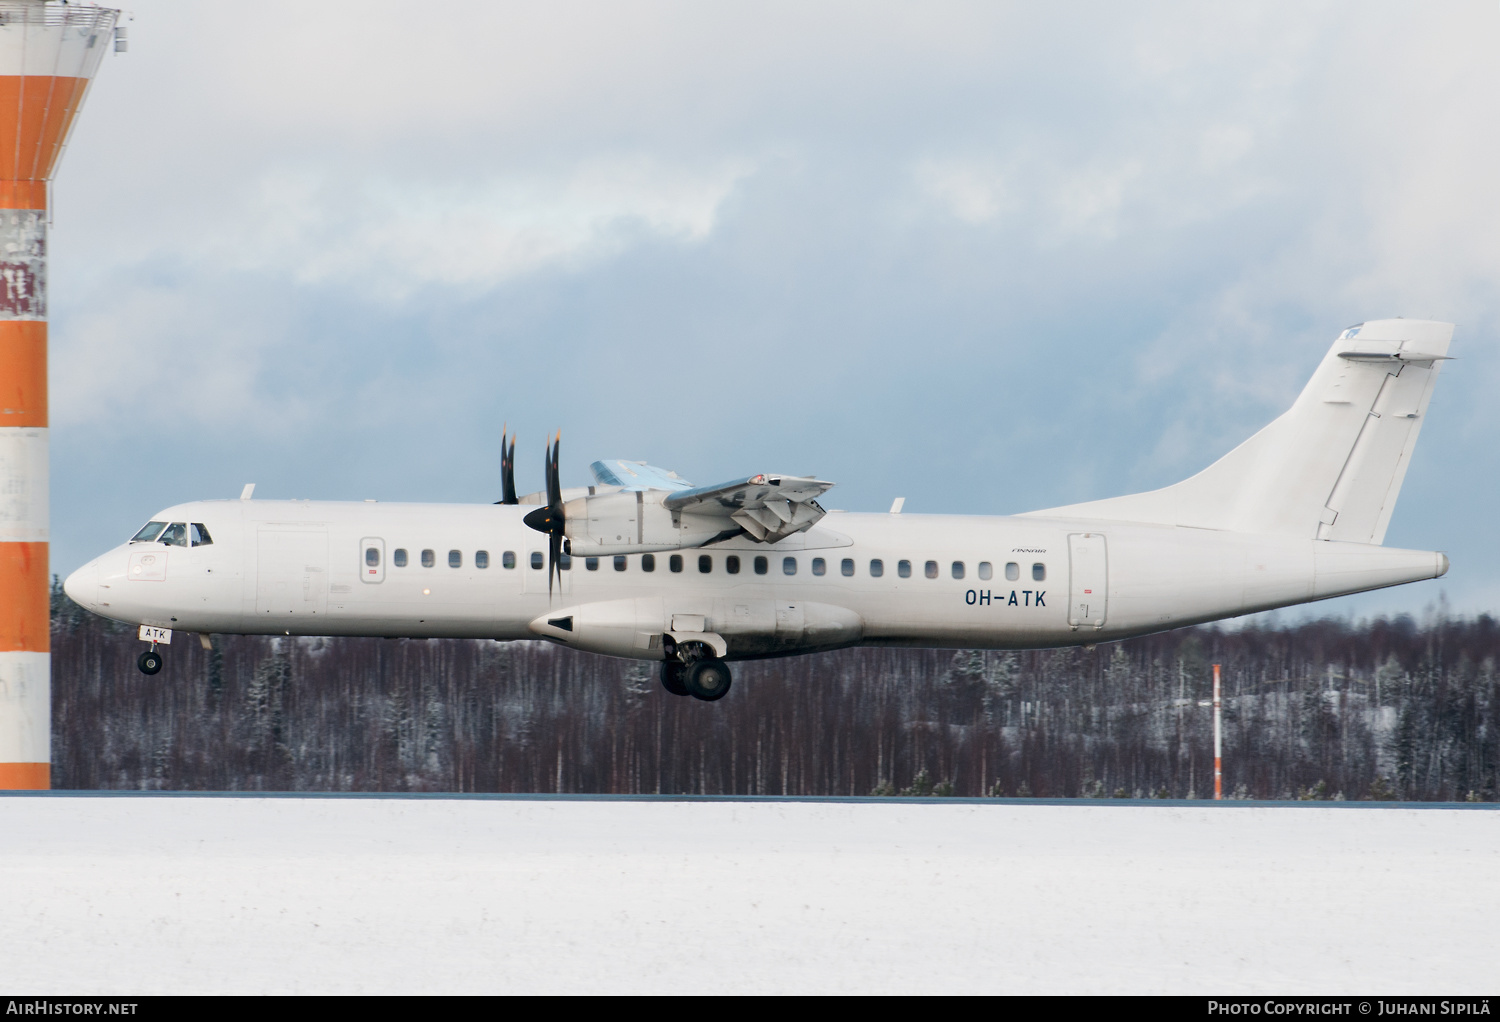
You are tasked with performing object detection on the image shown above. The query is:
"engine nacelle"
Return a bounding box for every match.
[528,597,864,660]
[563,491,725,556]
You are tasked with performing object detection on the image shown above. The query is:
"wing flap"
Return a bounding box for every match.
[666,473,834,543]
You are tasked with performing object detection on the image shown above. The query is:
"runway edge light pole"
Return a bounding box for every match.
[1213,663,1223,800]
[0,0,118,791]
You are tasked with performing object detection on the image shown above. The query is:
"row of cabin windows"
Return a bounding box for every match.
[367,548,515,570]
[581,554,1046,581]
[365,548,560,571]
[130,521,213,547]
[362,545,1046,582]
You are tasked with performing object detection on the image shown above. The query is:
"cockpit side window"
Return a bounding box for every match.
[159,523,189,547]
[190,523,213,546]
[131,521,167,543]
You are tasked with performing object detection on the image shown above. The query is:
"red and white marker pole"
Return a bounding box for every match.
[1212,663,1223,800]
[0,1,117,791]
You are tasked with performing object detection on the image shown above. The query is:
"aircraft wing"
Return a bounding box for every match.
[590,460,694,492]
[663,474,834,543]
[590,460,833,542]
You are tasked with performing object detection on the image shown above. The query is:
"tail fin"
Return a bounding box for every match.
[1025,319,1453,543]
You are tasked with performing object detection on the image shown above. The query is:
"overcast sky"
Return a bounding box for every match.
[45,0,1500,619]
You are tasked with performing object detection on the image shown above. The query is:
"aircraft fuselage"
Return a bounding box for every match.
[64,498,1447,659]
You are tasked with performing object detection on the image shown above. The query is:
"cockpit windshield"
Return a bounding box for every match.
[158,523,189,547]
[130,521,167,543]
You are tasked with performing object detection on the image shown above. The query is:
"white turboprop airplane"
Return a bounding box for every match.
[65,318,1453,701]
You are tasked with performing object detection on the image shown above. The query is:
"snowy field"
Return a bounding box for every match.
[1,796,1496,995]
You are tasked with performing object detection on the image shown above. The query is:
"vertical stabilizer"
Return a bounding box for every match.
[1024,319,1453,543]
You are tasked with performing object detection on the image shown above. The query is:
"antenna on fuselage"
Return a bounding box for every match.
[240,484,255,500]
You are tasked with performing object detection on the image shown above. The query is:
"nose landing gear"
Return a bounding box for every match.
[137,649,163,675]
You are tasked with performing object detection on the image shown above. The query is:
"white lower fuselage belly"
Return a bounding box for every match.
[66,499,1447,658]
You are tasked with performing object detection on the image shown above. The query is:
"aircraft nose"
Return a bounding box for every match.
[63,560,98,608]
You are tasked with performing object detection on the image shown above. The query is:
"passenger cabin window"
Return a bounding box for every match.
[951,561,964,579]
[870,559,884,577]
[449,550,462,568]
[783,556,797,576]
[560,554,572,570]
[925,560,939,579]
[585,557,599,571]
[502,551,516,569]
[131,521,167,543]
[190,523,213,546]
[754,555,768,575]
[898,560,911,578]
[365,546,381,567]
[812,557,826,576]
[698,555,712,574]
[670,554,684,573]
[642,554,656,572]
[1033,562,1046,582]
[614,555,627,571]
[422,549,436,568]
[476,550,490,569]
[1005,562,1020,581]
[159,523,189,547]
[978,561,993,581]
[394,548,408,567]
[725,555,740,574]
[841,558,854,577]
[529,551,543,570]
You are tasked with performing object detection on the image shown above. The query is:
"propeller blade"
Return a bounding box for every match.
[549,530,562,599]
[547,433,562,510]
[518,432,567,600]
[548,433,562,596]
[500,425,518,505]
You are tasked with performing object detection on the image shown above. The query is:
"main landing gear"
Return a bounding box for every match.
[660,656,733,701]
[137,649,164,675]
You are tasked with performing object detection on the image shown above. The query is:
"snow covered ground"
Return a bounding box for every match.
[1,795,1496,994]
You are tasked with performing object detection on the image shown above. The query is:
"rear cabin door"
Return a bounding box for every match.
[1067,532,1107,629]
[256,526,330,620]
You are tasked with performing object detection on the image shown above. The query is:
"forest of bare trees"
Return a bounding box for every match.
[49,581,1498,799]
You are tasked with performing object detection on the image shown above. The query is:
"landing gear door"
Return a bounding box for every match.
[1067,532,1107,629]
[360,537,385,583]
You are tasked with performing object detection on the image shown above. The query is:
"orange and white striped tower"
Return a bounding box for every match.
[0,1,117,790]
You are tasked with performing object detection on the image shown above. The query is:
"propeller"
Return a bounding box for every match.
[522,432,566,597]
[497,425,518,505]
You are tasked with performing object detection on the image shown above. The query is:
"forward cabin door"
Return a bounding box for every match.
[1067,532,1107,629]
[256,525,330,621]
[360,537,385,583]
